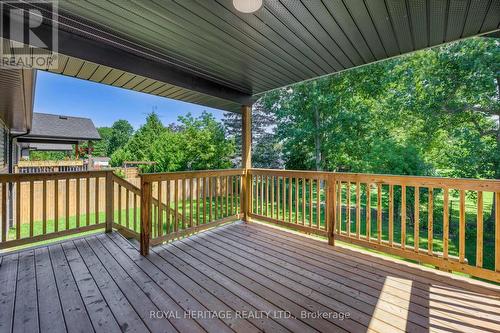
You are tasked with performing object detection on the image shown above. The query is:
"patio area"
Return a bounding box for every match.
[1,221,499,333]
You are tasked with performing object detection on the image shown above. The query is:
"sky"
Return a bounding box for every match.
[33,71,227,129]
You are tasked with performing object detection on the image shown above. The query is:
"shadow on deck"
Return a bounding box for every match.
[1,221,499,333]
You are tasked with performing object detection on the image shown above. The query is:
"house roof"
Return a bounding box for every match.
[22,113,101,142]
[25,142,73,151]
[2,2,499,113]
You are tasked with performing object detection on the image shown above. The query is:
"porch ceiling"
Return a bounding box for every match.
[2,1,500,112]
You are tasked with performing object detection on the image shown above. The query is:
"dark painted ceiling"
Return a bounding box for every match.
[3,1,500,113]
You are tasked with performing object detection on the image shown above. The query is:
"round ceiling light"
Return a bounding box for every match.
[233,0,263,13]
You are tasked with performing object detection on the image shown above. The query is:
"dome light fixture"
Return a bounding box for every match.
[233,0,263,13]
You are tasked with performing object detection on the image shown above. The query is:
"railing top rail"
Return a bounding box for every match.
[249,168,500,192]
[249,168,331,179]
[0,170,111,182]
[140,168,245,181]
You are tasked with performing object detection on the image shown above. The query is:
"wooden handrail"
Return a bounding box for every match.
[247,168,500,283]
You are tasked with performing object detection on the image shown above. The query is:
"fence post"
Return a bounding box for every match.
[105,171,114,233]
[327,173,336,246]
[140,176,152,255]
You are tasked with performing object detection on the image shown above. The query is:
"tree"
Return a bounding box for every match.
[107,120,134,156]
[111,112,165,167]
[223,99,281,168]
[92,127,112,157]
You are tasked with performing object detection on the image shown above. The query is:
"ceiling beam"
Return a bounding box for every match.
[1,4,253,106]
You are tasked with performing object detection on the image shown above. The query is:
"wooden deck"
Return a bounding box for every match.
[1,222,499,333]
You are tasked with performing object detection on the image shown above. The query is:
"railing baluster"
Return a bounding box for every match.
[288,178,292,223]
[338,181,342,233]
[30,181,34,237]
[388,185,394,246]
[495,191,500,272]
[283,177,287,222]
[42,180,47,235]
[175,179,179,232]
[16,181,20,239]
[459,189,465,263]
[118,185,122,225]
[262,175,266,216]
[276,176,281,220]
[347,182,351,236]
[309,178,313,228]
[476,191,483,267]
[295,177,299,224]
[365,183,370,240]
[204,177,208,224]
[1,182,6,242]
[265,176,268,217]
[126,188,130,231]
[95,177,99,224]
[76,178,80,228]
[182,178,187,229]
[270,176,275,219]
[226,176,229,217]
[85,178,89,226]
[401,185,406,250]
[443,188,449,260]
[189,178,194,227]
[428,188,433,255]
[55,180,59,232]
[356,182,360,239]
[316,179,320,229]
[134,193,138,232]
[198,177,202,225]
[302,178,306,225]
[209,177,213,222]
[65,179,70,230]
[377,184,382,244]
[414,187,419,252]
[166,180,171,232]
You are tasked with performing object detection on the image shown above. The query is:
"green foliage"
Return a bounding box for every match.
[107,120,134,156]
[262,37,499,180]
[111,111,235,172]
[92,127,112,157]
[29,151,68,160]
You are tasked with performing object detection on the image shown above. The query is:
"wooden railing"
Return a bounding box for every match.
[15,160,88,173]
[0,170,113,249]
[1,167,498,282]
[248,169,500,283]
[247,169,333,239]
[140,169,244,254]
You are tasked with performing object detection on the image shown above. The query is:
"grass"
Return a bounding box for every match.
[3,196,242,252]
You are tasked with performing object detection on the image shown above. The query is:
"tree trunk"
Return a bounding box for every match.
[313,104,322,171]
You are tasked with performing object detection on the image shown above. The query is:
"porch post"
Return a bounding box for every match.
[241,105,252,222]
[140,176,152,255]
[105,171,113,233]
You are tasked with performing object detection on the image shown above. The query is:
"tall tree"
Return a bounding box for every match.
[107,120,134,156]
[222,99,281,168]
[92,127,112,157]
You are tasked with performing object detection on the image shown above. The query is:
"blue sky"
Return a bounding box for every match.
[33,71,226,129]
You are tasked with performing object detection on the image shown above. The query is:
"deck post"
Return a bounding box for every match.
[140,176,152,255]
[105,171,114,233]
[327,174,336,246]
[241,105,252,222]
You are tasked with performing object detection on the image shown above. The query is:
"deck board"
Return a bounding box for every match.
[1,221,499,333]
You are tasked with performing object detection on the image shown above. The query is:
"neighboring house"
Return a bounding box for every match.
[17,112,101,161]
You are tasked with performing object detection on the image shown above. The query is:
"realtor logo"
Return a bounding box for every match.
[0,1,58,69]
